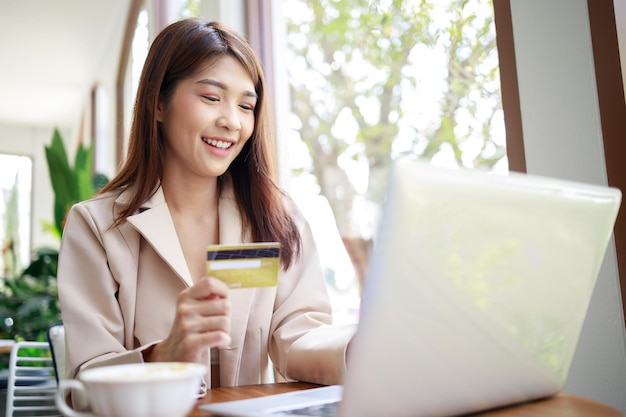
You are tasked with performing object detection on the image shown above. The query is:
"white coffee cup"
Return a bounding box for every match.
[55,362,207,417]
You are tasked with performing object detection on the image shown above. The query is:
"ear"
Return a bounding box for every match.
[156,99,165,122]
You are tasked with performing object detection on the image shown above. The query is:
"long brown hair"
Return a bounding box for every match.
[100,19,301,268]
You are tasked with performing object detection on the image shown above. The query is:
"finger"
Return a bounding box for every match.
[178,315,231,350]
[196,297,232,317]
[180,304,231,332]
[177,296,231,323]
[173,317,230,341]
[192,314,231,335]
[190,330,232,350]
[188,277,230,300]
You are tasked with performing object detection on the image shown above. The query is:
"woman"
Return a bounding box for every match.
[57,19,354,394]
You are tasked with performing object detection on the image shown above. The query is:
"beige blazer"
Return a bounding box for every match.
[57,176,355,389]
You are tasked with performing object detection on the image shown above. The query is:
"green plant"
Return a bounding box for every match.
[44,128,101,239]
[0,128,107,357]
[0,247,59,342]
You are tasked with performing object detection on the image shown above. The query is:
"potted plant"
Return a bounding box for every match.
[0,128,107,354]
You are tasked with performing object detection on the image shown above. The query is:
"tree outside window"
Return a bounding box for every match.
[282,0,505,318]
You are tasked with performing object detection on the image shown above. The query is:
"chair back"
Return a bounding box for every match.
[5,341,61,417]
[46,323,66,383]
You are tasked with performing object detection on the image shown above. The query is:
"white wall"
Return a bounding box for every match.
[510,0,626,412]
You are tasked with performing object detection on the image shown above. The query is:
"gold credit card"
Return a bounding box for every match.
[206,243,280,289]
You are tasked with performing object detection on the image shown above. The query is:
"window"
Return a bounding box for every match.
[0,154,32,278]
[280,0,505,322]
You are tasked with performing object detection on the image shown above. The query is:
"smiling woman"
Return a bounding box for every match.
[56,19,355,405]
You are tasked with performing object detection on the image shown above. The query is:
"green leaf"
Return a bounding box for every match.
[21,248,58,279]
[45,129,79,234]
[53,199,68,237]
[40,220,62,240]
[48,128,70,174]
[74,144,95,201]
[44,146,76,204]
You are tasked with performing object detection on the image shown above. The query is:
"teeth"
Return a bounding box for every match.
[203,138,232,149]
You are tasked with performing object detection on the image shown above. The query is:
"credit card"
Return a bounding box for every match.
[206,242,280,289]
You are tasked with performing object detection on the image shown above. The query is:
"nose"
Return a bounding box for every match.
[217,104,241,131]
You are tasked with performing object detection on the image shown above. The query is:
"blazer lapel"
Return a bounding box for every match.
[115,178,257,386]
[122,187,194,287]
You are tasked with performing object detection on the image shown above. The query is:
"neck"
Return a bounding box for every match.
[161,175,220,220]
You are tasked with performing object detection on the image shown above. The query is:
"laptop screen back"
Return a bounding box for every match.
[339,160,621,417]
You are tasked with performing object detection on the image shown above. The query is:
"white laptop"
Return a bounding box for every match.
[201,159,621,417]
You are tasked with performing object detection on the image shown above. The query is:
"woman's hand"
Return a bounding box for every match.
[145,277,231,363]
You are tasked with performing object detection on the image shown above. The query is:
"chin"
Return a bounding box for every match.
[207,166,230,178]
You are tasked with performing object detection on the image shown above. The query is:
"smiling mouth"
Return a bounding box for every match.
[202,137,233,149]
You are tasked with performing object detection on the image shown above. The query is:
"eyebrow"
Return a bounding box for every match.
[197,79,258,99]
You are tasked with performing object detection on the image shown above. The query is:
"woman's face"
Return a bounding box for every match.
[158,55,257,180]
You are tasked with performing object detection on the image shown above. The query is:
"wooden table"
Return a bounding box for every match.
[190,382,624,416]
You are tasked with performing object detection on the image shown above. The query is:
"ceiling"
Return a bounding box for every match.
[0,0,130,128]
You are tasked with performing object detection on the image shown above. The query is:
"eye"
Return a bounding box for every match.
[202,95,219,102]
[239,103,255,112]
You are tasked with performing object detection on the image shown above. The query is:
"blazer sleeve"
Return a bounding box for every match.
[268,203,356,385]
[57,201,146,379]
